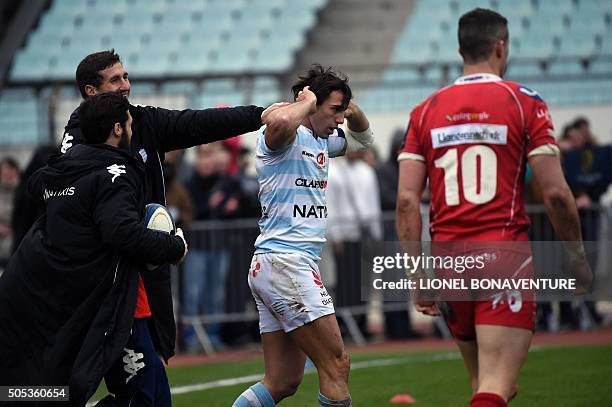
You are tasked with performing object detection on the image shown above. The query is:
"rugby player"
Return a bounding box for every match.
[396,8,592,407]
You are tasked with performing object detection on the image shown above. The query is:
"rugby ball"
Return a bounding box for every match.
[144,203,176,270]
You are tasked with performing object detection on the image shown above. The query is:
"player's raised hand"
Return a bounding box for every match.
[296,86,317,113]
[344,100,370,132]
[343,100,361,119]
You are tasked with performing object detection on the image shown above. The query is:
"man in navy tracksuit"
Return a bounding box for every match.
[59,50,268,405]
[0,92,188,406]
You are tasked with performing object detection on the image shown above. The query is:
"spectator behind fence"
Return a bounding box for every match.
[375,129,422,340]
[163,152,194,229]
[529,123,590,331]
[561,117,611,328]
[224,145,262,346]
[327,151,382,340]
[0,157,19,269]
[182,142,243,352]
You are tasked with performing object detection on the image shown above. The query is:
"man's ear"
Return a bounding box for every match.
[495,40,505,59]
[113,122,123,137]
[84,85,98,97]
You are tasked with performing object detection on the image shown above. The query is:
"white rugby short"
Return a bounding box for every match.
[248,252,335,333]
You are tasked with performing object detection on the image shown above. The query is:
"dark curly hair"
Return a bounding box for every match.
[291,65,351,110]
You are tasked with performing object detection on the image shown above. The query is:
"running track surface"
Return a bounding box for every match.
[168,327,612,368]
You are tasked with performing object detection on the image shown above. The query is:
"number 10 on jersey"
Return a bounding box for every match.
[434,145,497,205]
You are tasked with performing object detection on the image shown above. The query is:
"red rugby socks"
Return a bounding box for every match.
[470,392,507,407]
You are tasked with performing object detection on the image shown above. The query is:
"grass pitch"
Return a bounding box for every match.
[92,344,612,406]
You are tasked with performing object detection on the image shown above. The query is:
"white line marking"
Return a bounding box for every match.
[86,352,462,405]
[87,348,549,405]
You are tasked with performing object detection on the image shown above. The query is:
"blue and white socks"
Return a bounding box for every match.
[233,382,275,407]
[318,392,352,407]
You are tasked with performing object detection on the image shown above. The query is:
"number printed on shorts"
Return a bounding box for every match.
[491,290,523,312]
[434,145,497,206]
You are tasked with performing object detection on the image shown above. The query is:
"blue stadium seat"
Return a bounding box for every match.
[10,0,311,81]
[252,48,294,72]
[203,78,238,93]
[253,76,279,90]
[589,58,612,74]
[0,88,44,145]
[382,68,421,83]
[434,43,462,64]
[423,66,444,83]
[10,52,50,81]
[129,52,170,77]
[558,36,598,58]
[519,37,556,60]
[127,0,168,14]
[208,51,252,74]
[450,0,493,14]
[598,32,612,56]
[568,12,609,36]
[169,53,210,76]
[67,30,107,53]
[46,0,88,18]
[192,89,246,109]
[547,60,585,76]
[251,89,282,107]
[506,61,544,80]
[76,13,116,35]
[577,0,608,13]
[537,0,576,16]
[160,80,198,96]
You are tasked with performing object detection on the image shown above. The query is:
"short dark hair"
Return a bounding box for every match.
[291,65,352,110]
[572,116,589,129]
[458,8,508,64]
[79,92,129,144]
[0,156,19,172]
[76,49,122,99]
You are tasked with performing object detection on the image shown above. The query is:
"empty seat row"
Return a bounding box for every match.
[10,0,326,82]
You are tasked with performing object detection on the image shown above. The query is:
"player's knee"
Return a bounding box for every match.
[277,378,302,398]
[266,374,303,399]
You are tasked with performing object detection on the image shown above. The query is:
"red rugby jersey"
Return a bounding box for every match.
[399,73,558,241]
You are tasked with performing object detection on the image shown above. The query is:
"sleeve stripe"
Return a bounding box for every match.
[397,152,425,162]
[527,144,560,157]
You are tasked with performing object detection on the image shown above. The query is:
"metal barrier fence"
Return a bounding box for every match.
[176,205,612,353]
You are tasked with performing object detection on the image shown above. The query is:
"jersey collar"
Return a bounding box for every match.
[299,124,321,139]
[454,73,502,85]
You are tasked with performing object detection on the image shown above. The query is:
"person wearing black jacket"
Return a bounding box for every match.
[0,92,187,406]
[58,51,267,367]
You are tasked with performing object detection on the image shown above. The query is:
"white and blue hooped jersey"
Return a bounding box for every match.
[254,125,346,260]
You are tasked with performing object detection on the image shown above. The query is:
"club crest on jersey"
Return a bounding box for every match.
[301,149,326,168]
[138,148,148,163]
[107,164,126,183]
[518,86,542,101]
[61,133,74,154]
[316,152,326,166]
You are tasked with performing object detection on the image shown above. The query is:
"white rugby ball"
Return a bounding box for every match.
[144,203,176,270]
